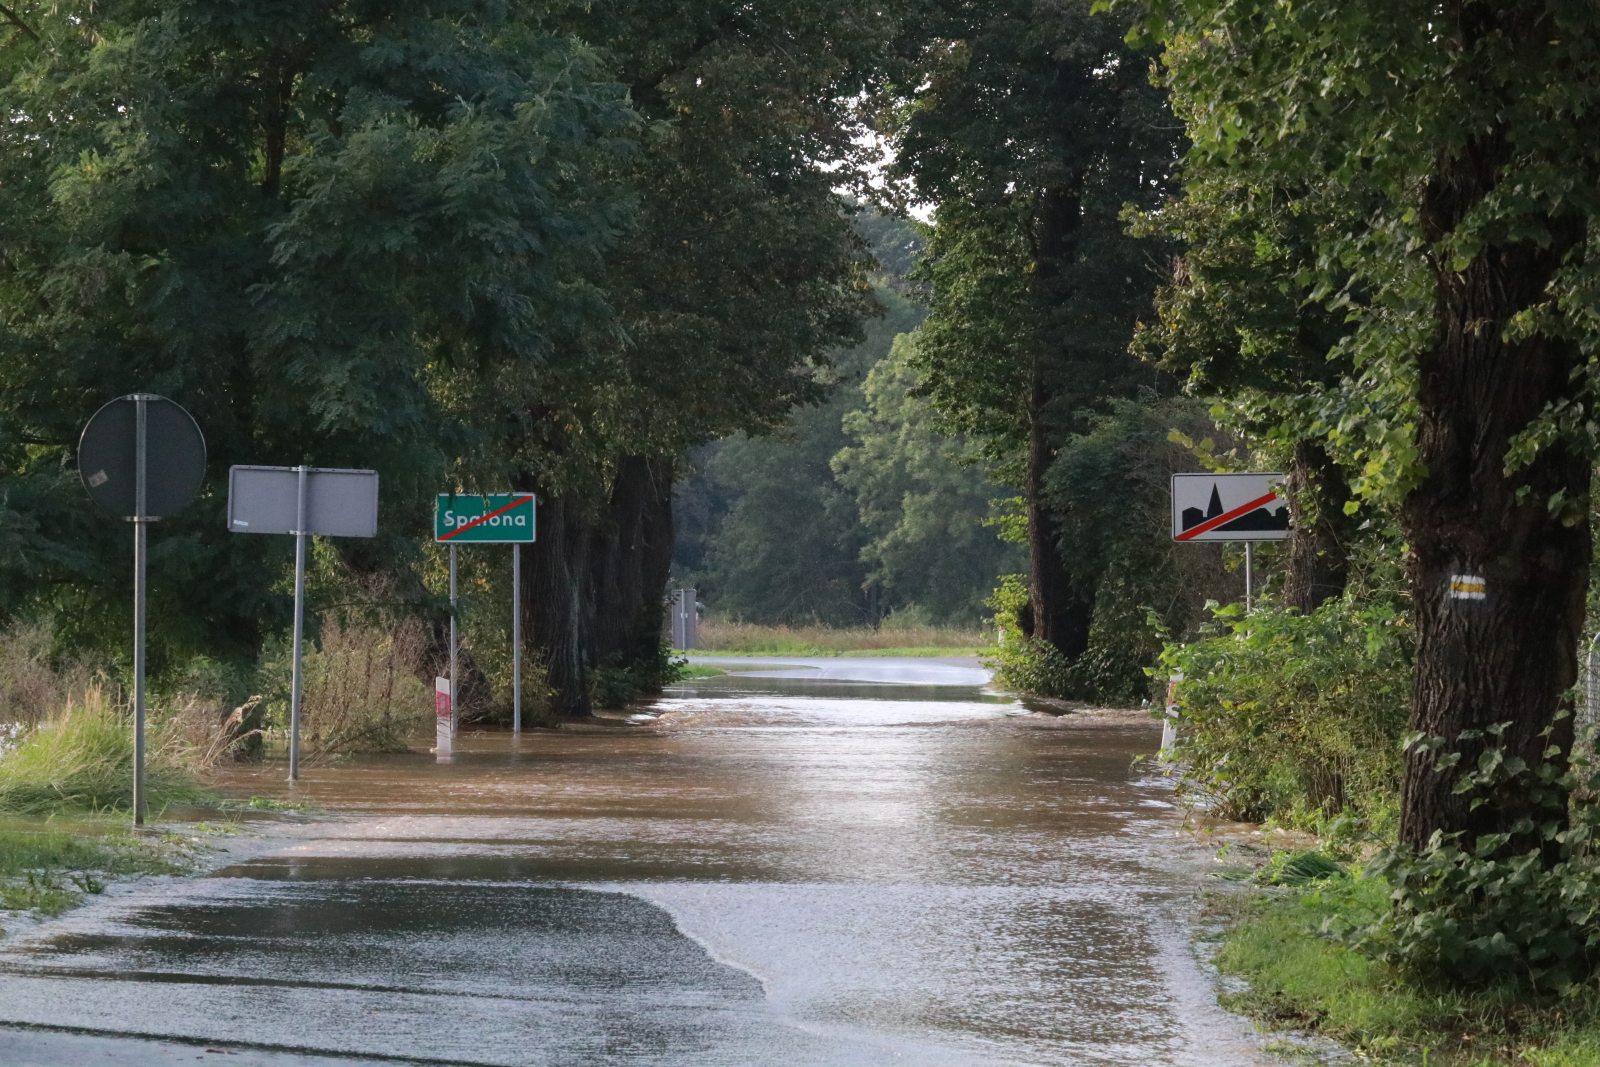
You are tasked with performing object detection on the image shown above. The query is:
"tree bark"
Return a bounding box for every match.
[1023,365,1092,658]
[1282,439,1352,613]
[1021,164,1097,662]
[588,454,675,679]
[1399,14,1590,850]
[523,490,593,718]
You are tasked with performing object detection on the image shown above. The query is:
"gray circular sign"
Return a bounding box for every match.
[78,394,207,519]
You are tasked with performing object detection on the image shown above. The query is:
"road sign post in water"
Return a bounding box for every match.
[78,394,206,827]
[1171,473,1287,613]
[229,466,379,780]
[435,494,537,736]
[435,676,453,760]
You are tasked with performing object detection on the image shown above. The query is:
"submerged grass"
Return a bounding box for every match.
[674,664,727,679]
[0,689,214,815]
[1217,872,1600,1065]
[0,822,186,918]
[693,619,989,657]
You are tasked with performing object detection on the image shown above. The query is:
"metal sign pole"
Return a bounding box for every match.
[132,397,149,827]
[449,543,458,737]
[1244,541,1254,614]
[512,542,522,737]
[288,465,308,782]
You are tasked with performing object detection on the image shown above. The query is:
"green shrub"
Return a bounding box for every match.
[591,644,682,710]
[1358,723,1600,994]
[987,575,1077,698]
[255,619,429,758]
[0,688,212,814]
[986,571,1165,705]
[1161,593,1411,829]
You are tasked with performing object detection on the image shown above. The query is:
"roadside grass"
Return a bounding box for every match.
[1217,872,1600,1065]
[0,688,215,815]
[674,664,727,679]
[692,620,990,657]
[0,822,186,919]
[222,795,319,814]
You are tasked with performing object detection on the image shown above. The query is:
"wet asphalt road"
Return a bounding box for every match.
[0,659,1272,1066]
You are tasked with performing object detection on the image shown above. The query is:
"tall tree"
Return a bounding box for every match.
[833,331,1019,624]
[506,0,898,712]
[1129,173,1365,613]
[0,0,632,667]
[886,0,1177,669]
[1138,0,1600,850]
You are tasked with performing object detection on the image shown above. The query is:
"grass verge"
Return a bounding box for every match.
[686,645,986,658]
[1216,873,1600,1065]
[0,689,215,815]
[674,664,727,679]
[0,822,187,919]
[692,620,990,658]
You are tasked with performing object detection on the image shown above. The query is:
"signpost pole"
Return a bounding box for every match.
[1244,541,1254,614]
[288,465,308,782]
[512,542,522,737]
[132,397,148,827]
[449,543,458,737]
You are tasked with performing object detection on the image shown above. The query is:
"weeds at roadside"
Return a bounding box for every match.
[0,688,215,814]
[1213,865,1600,1065]
[225,795,319,814]
[694,618,988,656]
[255,619,430,759]
[0,822,191,928]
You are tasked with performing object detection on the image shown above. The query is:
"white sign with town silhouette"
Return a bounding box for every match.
[1170,472,1290,542]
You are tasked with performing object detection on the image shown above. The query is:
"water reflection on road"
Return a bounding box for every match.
[0,661,1271,1065]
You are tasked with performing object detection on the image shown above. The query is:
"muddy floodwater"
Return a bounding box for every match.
[0,659,1273,1066]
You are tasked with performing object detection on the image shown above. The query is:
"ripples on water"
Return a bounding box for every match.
[0,664,1275,1066]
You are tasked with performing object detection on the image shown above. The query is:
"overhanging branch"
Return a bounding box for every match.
[0,3,41,44]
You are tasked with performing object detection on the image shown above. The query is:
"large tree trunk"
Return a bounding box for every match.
[1023,368,1092,658]
[524,491,593,718]
[1282,439,1352,614]
[1399,60,1589,851]
[1022,173,1096,661]
[589,454,675,679]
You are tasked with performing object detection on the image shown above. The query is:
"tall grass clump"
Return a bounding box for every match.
[0,620,98,731]
[0,688,212,814]
[258,618,430,758]
[694,617,988,655]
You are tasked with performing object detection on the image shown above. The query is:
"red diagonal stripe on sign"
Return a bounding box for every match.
[439,494,534,541]
[1175,491,1281,542]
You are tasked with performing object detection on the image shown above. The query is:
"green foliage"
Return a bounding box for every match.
[1219,868,1600,1065]
[678,274,928,626]
[254,620,429,757]
[833,331,1020,624]
[0,824,185,921]
[1357,726,1600,993]
[0,690,213,815]
[1044,395,1237,701]
[890,0,1177,453]
[0,0,635,662]
[589,644,679,710]
[1254,849,1346,888]
[986,575,1075,696]
[1161,594,1411,828]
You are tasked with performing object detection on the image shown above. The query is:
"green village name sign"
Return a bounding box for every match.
[434,493,536,543]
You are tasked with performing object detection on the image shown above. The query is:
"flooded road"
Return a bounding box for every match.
[0,659,1271,1065]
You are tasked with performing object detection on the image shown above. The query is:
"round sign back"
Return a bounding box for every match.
[78,394,206,519]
